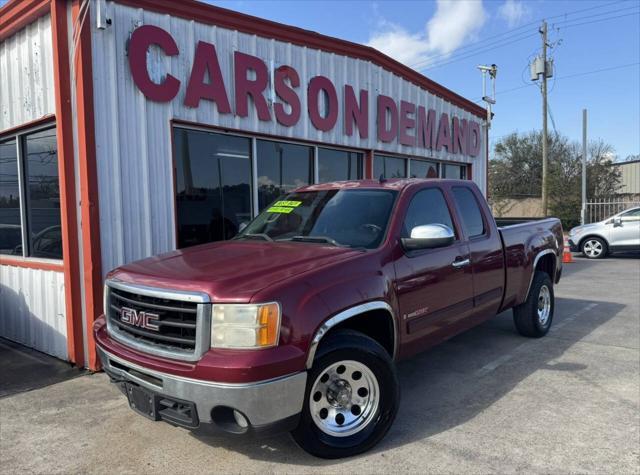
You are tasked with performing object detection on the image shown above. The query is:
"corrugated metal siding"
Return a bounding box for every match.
[0,14,55,132]
[0,265,68,360]
[91,2,487,274]
[619,161,640,194]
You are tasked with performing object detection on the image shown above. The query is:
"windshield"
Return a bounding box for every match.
[237,189,397,249]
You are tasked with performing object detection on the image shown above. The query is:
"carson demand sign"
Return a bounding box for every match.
[128,24,482,158]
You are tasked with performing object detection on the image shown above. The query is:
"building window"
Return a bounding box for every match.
[374,154,407,179]
[0,139,21,255]
[409,159,439,179]
[0,126,62,259]
[442,163,467,179]
[318,148,363,182]
[173,128,252,249]
[257,140,313,211]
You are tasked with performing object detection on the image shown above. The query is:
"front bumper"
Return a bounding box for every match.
[568,238,580,252]
[97,346,306,434]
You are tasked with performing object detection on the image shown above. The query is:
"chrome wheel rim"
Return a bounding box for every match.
[583,239,603,258]
[537,285,551,326]
[309,360,380,437]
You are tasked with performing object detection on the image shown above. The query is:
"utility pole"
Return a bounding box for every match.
[540,20,549,217]
[581,109,588,225]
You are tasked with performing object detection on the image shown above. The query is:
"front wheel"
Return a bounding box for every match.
[513,271,554,338]
[291,330,399,459]
[581,237,607,259]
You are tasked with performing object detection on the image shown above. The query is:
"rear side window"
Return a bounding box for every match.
[452,187,485,238]
[403,188,455,238]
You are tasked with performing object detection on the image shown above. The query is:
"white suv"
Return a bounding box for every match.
[568,207,640,259]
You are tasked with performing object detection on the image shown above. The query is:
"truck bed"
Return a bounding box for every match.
[498,218,564,312]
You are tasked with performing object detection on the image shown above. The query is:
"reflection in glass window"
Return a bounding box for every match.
[318,148,363,182]
[443,163,467,179]
[25,129,62,259]
[173,128,252,248]
[410,159,438,179]
[257,140,313,211]
[0,139,22,255]
[452,186,485,237]
[374,155,407,179]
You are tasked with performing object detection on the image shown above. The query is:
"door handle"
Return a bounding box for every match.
[452,258,471,268]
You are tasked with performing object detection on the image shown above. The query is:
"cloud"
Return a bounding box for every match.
[366,0,487,69]
[498,0,531,28]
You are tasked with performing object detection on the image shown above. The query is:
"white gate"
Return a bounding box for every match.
[584,198,640,224]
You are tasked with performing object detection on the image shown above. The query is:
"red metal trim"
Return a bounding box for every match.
[51,0,84,366]
[0,115,55,139]
[72,0,103,371]
[365,150,374,179]
[114,0,485,119]
[0,0,50,41]
[0,257,64,272]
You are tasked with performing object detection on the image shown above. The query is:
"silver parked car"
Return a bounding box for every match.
[568,207,640,258]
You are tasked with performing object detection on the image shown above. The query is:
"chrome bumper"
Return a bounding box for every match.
[97,347,307,428]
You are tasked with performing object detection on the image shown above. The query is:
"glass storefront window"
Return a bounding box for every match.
[24,129,62,259]
[257,140,313,211]
[0,139,21,255]
[374,154,407,179]
[0,127,62,259]
[409,159,439,179]
[318,148,363,182]
[442,163,467,179]
[173,128,252,248]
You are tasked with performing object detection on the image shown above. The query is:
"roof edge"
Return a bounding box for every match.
[114,0,487,119]
[0,0,51,41]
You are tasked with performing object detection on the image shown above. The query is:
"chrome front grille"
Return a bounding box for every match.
[105,280,211,361]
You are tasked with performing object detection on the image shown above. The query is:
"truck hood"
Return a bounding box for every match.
[109,240,361,302]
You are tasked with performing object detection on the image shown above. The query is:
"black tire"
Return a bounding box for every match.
[513,271,554,338]
[291,329,399,459]
[581,236,608,259]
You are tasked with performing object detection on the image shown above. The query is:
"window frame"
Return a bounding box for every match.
[450,185,488,240]
[317,146,364,183]
[0,122,61,261]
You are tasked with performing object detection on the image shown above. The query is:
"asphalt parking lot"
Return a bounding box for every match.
[1,254,639,474]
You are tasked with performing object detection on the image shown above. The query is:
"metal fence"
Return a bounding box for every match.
[584,199,640,224]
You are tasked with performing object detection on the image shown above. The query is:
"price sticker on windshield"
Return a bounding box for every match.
[273,200,302,207]
[267,206,295,214]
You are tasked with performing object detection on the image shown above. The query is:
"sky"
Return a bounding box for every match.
[204,0,640,160]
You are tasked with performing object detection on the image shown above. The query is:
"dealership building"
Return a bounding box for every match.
[0,0,489,369]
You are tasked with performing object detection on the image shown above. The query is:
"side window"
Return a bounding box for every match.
[403,188,455,238]
[620,209,640,221]
[451,186,485,238]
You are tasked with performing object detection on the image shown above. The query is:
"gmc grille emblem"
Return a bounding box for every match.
[120,306,160,331]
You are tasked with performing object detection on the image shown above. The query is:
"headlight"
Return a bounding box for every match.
[211,303,280,349]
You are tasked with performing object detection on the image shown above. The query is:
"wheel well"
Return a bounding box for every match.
[578,234,608,249]
[536,253,556,281]
[327,309,395,358]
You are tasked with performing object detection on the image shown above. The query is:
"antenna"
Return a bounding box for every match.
[477,64,497,128]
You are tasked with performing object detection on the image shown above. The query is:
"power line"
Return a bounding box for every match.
[474,62,640,102]
[409,0,632,71]
[555,11,639,30]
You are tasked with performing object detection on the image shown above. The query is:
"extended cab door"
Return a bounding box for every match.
[449,185,506,320]
[394,185,474,355]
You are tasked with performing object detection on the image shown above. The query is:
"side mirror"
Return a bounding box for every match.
[613,217,622,227]
[401,224,455,251]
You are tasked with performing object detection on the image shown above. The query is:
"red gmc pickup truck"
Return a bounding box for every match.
[94,179,563,458]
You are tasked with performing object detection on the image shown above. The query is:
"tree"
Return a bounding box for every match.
[490,131,621,228]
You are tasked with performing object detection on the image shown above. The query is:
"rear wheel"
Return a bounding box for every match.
[513,271,554,338]
[291,330,399,459]
[581,237,607,259]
